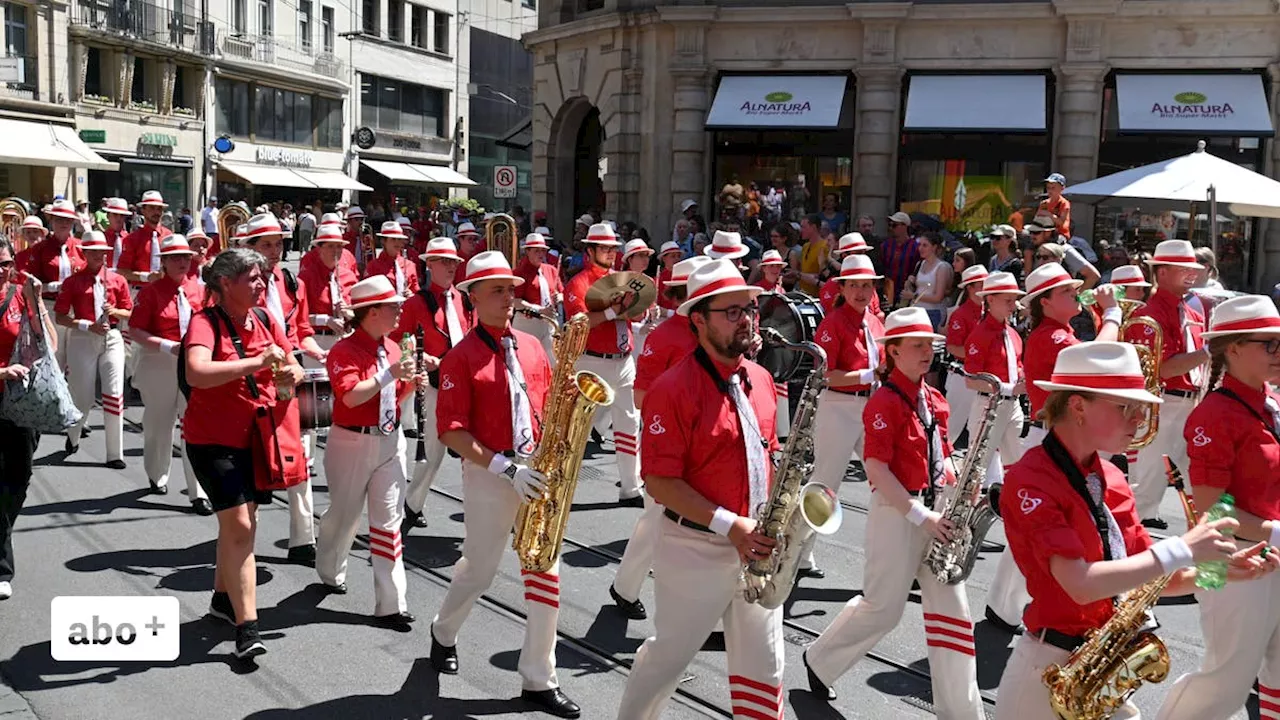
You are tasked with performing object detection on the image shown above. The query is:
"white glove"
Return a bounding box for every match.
[489,454,547,501]
[326,316,346,333]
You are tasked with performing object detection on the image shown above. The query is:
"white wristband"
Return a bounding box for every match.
[1269,522,1280,550]
[1150,537,1196,573]
[1101,306,1123,325]
[709,506,737,536]
[905,500,930,527]
[488,453,513,477]
[999,381,1016,397]
[856,368,877,386]
[159,339,178,354]
[311,314,329,326]
[604,307,618,321]
[76,319,91,331]
[374,366,395,388]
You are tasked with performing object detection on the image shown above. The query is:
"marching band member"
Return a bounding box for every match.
[621,238,653,274]
[300,212,358,277]
[993,341,1277,719]
[617,259,783,720]
[299,225,359,350]
[184,248,304,659]
[316,275,420,628]
[804,307,982,718]
[513,232,563,361]
[366,221,420,297]
[819,233,881,319]
[963,271,1027,487]
[654,241,683,311]
[100,197,131,270]
[16,215,46,261]
[1123,240,1209,529]
[608,255,710,621]
[186,227,211,281]
[563,223,644,503]
[983,263,1121,632]
[243,212,328,564]
[702,229,751,272]
[54,230,131,467]
[396,237,472,530]
[119,191,172,288]
[451,222,481,286]
[128,235,210,512]
[344,205,372,273]
[427,251,578,718]
[943,265,988,444]
[17,200,83,369]
[1155,296,1280,719]
[753,249,787,291]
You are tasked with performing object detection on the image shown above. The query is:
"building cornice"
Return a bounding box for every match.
[908,2,1054,20]
[1112,0,1279,17]
[716,6,851,23]
[213,63,349,95]
[845,2,911,20]
[523,13,626,47]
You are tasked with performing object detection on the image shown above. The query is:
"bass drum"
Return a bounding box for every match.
[297,368,333,431]
[757,291,824,383]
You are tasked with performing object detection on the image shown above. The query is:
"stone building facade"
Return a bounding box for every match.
[526,0,1280,291]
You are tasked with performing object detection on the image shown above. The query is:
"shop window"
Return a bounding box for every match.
[293,93,312,145]
[314,96,343,148]
[321,6,334,52]
[214,77,251,137]
[432,11,448,55]
[897,157,1045,233]
[387,0,403,42]
[361,0,378,36]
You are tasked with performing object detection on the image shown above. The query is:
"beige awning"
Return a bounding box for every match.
[361,159,477,187]
[218,162,317,189]
[0,119,118,171]
[294,169,372,192]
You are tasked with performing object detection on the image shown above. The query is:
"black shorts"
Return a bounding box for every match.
[187,444,275,513]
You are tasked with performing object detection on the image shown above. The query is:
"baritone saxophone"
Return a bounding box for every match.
[512,312,615,572]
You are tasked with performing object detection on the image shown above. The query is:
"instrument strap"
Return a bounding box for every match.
[883,380,938,507]
[419,287,451,348]
[1041,430,1114,563]
[1214,387,1280,445]
[0,285,16,321]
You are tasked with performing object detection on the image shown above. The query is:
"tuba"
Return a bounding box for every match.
[486,213,520,268]
[512,312,615,572]
[217,202,251,248]
[0,198,28,252]
[1118,315,1164,450]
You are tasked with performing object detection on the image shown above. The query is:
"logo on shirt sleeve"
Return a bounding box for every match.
[951,320,961,330]
[871,413,887,430]
[968,344,979,356]
[567,293,577,303]
[440,375,455,390]
[647,415,666,435]
[1191,426,1211,447]
[820,330,832,343]
[642,344,654,357]
[1052,330,1070,345]
[1018,488,1043,514]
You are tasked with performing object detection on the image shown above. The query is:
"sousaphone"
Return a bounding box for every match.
[0,198,28,252]
[217,202,251,247]
[486,213,520,268]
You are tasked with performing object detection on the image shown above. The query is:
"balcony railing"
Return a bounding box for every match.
[0,54,38,101]
[217,30,345,80]
[71,0,213,53]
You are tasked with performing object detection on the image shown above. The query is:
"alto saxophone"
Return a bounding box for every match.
[925,368,1004,585]
[512,313,615,572]
[1042,455,1196,720]
[743,328,843,609]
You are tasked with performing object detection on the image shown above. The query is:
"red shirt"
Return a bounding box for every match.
[1185,375,1280,525]
[261,266,315,348]
[184,308,292,448]
[564,262,633,355]
[656,268,678,311]
[435,323,552,453]
[945,300,983,355]
[392,284,472,358]
[130,275,207,342]
[119,225,172,276]
[327,327,413,427]
[635,313,697,393]
[1123,289,1204,393]
[754,277,782,292]
[365,250,420,295]
[640,351,780,517]
[53,267,132,323]
[818,278,882,318]
[862,368,953,493]
[514,258,563,306]
[16,238,85,287]
[104,226,126,269]
[1024,317,1078,417]
[1039,195,1072,237]
[0,288,29,370]
[1002,443,1152,635]
[300,245,358,277]
[298,261,358,318]
[187,255,207,280]
[814,303,883,392]
[964,313,1023,383]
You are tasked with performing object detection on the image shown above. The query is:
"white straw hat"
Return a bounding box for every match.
[457,250,525,292]
[47,199,77,220]
[1108,265,1151,288]
[419,237,462,262]
[313,225,349,245]
[159,235,197,256]
[1023,262,1083,303]
[622,239,653,261]
[80,230,110,251]
[658,241,682,258]
[759,249,787,267]
[583,223,621,246]
[834,232,870,256]
[1033,341,1164,403]
[1146,239,1204,269]
[957,265,989,287]
[521,233,549,250]
[139,190,167,207]
[703,230,749,260]
[835,254,882,281]
[376,220,407,239]
[877,307,945,343]
[1200,294,1280,340]
[348,275,406,309]
[677,258,762,316]
[665,256,713,287]
[456,221,479,238]
[103,197,131,215]
[243,212,283,242]
[976,271,1025,298]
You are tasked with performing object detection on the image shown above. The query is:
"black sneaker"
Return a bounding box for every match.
[234,620,267,659]
[208,591,235,625]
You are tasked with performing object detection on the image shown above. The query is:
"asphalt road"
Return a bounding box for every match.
[0,385,1263,719]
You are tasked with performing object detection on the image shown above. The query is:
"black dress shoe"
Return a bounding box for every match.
[1142,517,1169,531]
[105,459,126,470]
[984,606,1023,635]
[429,626,458,674]
[65,437,76,454]
[374,612,416,630]
[81,427,91,438]
[617,494,644,509]
[191,498,214,516]
[288,544,316,564]
[804,651,836,701]
[150,481,169,495]
[797,566,826,580]
[321,582,347,595]
[609,584,647,620]
[522,688,581,718]
[404,508,428,528]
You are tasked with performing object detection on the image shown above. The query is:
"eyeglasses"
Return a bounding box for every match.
[1241,338,1280,355]
[1095,396,1149,419]
[704,303,759,323]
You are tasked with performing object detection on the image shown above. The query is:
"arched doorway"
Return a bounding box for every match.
[549,98,605,241]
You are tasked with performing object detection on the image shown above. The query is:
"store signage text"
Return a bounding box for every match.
[79,129,106,144]
[1150,92,1234,120]
[739,91,813,118]
[392,137,422,150]
[140,133,177,147]
[255,146,314,168]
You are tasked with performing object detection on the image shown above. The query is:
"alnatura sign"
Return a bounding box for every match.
[1116,74,1273,135]
[1149,92,1234,121]
[706,75,848,128]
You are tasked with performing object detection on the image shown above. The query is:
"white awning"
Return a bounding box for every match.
[361,159,477,186]
[294,169,373,192]
[218,162,316,189]
[903,75,1047,132]
[1116,74,1273,136]
[705,75,847,129]
[0,119,118,170]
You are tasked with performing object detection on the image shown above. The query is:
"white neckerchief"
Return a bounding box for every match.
[443,288,465,346]
[393,254,405,294]
[176,283,192,337]
[501,335,535,458]
[149,230,160,273]
[265,271,286,327]
[537,264,551,307]
[110,229,123,270]
[1179,301,1204,386]
[58,243,72,281]
[728,371,768,515]
[1003,324,1017,385]
[328,270,341,313]
[92,272,105,323]
[376,344,397,434]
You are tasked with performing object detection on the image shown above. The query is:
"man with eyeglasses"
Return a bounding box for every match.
[878,212,920,309]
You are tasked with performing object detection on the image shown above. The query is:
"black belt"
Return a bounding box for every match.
[1029,419,1045,429]
[336,422,400,435]
[829,388,872,397]
[585,350,628,360]
[1164,389,1196,399]
[663,508,712,534]
[313,328,336,336]
[1038,628,1086,652]
[448,448,516,460]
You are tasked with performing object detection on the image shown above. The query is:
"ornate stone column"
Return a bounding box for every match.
[667,21,710,229]
[160,60,176,114]
[851,65,902,231]
[116,52,133,108]
[70,41,86,102]
[1054,62,1107,239]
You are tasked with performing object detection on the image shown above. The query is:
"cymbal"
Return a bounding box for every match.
[585,272,657,320]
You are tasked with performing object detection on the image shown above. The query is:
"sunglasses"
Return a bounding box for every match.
[1241,338,1280,355]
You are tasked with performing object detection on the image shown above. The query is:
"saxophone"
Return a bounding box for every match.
[512,312,615,572]
[925,368,1004,584]
[1042,456,1196,720]
[743,328,843,609]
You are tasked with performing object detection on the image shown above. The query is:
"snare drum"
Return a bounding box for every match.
[297,368,333,430]
[757,291,824,382]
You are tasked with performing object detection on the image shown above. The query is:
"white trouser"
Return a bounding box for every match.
[806,492,985,720]
[317,426,408,616]
[134,350,203,499]
[1130,394,1194,520]
[983,423,1043,627]
[802,389,867,569]
[432,460,562,691]
[996,633,1139,719]
[774,382,790,439]
[403,385,449,515]
[576,353,641,498]
[1156,572,1280,720]
[966,395,1026,488]
[944,372,976,445]
[617,518,785,720]
[302,332,340,465]
[65,328,125,462]
[613,493,661,603]
[513,313,556,367]
[42,298,68,372]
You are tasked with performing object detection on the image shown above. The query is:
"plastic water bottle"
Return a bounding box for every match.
[1195,493,1236,591]
[1076,288,1096,306]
